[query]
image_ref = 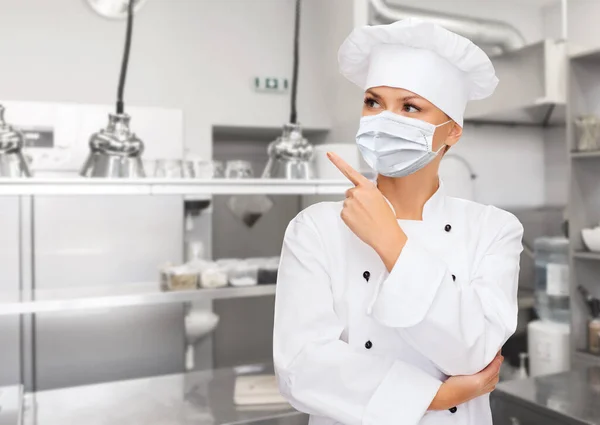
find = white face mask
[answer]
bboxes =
[355,110,451,178]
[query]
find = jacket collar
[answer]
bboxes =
[379,178,446,223]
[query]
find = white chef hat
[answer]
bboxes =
[338,18,498,127]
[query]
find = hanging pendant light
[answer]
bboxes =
[0,104,32,178]
[80,0,145,178]
[262,0,314,180]
[86,0,148,20]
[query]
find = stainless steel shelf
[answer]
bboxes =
[574,350,600,367]
[0,178,351,196]
[0,283,276,316]
[572,251,600,261]
[571,150,600,159]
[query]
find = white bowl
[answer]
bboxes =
[582,227,600,252]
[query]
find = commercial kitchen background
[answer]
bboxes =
[1,0,600,424]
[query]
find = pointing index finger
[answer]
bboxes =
[327,152,370,187]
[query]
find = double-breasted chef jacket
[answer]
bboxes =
[273,180,524,425]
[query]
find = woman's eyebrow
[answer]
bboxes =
[401,95,421,102]
[364,89,382,99]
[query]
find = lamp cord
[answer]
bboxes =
[116,0,134,114]
[289,0,301,124]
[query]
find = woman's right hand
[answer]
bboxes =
[428,353,504,411]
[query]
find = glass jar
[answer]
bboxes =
[534,237,570,323]
[575,115,600,152]
[225,160,253,179]
[229,261,258,287]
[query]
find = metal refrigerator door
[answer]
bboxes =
[32,195,185,390]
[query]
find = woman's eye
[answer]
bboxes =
[403,103,420,113]
[364,98,381,109]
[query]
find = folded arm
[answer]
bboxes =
[368,212,524,376]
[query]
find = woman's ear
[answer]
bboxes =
[445,122,463,147]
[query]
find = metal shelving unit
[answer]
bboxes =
[0,283,277,316]
[567,47,600,368]
[0,178,351,196]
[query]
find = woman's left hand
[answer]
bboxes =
[327,152,407,270]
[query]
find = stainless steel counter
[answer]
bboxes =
[22,364,305,425]
[494,367,600,425]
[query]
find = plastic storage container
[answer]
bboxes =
[534,237,570,323]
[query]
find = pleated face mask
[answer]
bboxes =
[356,110,450,178]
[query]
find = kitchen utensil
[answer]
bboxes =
[80,113,145,178]
[262,123,314,179]
[143,159,156,177]
[575,115,600,151]
[155,159,183,178]
[225,160,253,178]
[0,105,32,178]
[212,160,224,178]
[582,226,600,252]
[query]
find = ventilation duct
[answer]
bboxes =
[369,0,526,53]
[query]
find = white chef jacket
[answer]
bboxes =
[273,181,524,425]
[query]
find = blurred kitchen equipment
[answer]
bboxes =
[86,0,149,19]
[234,375,288,406]
[534,236,570,324]
[183,156,214,179]
[80,0,145,178]
[184,309,220,371]
[527,320,570,377]
[226,161,273,226]
[257,257,279,284]
[163,264,198,291]
[225,160,253,179]
[262,0,315,180]
[227,195,273,227]
[200,265,228,289]
[143,159,156,177]
[313,143,360,180]
[516,352,529,379]
[262,123,314,179]
[212,160,224,178]
[80,113,145,177]
[229,261,258,287]
[582,224,600,252]
[575,115,600,152]
[155,159,183,178]
[0,104,32,177]
[577,285,600,318]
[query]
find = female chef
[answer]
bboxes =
[273,18,523,425]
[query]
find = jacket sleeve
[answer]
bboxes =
[367,211,524,376]
[273,214,443,425]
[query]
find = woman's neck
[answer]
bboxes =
[376,171,440,221]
